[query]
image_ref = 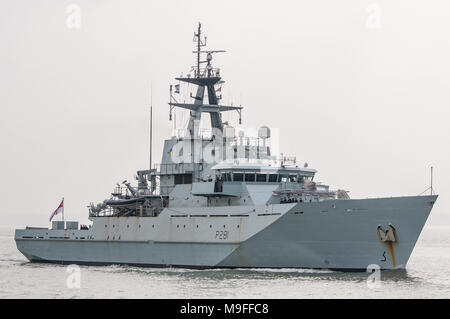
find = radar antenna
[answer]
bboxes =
[192,23,226,78]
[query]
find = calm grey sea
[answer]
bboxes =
[1,225,450,299]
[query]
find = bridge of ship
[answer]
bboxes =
[190,162,321,198]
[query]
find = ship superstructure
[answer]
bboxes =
[15,24,437,270]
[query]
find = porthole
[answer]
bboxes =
[177,225,179,228]
[112,225,115,228]
[139,225,141,228]
[152,225,154,228]
[196,225,199,228]
[209,225,212,228]
[237,225,240,228]
[223,225,226,228]
[105,225,107,228]
[127,225,129,228]
[112,236,115,240]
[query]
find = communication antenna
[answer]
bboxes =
[169,85,173,121]
[431,166,434,195]
[149,86,153,172]
[192,22,225,78]
[194,22,206,77]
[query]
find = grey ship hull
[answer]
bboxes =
[15,195,436,270]
[14,25,438,272]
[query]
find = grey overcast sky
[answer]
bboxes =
[0,0,449,227]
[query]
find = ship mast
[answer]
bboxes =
[195,23,203,78]
[149,102,152,172]
[166,23,244,182]
[169,22,242,134]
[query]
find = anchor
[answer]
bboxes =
[377,224,397,268]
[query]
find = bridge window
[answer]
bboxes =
[245,173,255,182]
[233,173,244,181]
[256,174,267,182]
[175,174,193,184]
[221,171,305,183]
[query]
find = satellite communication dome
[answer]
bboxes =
[224,125,235,139]
[258,126,271,139]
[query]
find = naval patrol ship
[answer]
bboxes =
[15,24,438,270]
